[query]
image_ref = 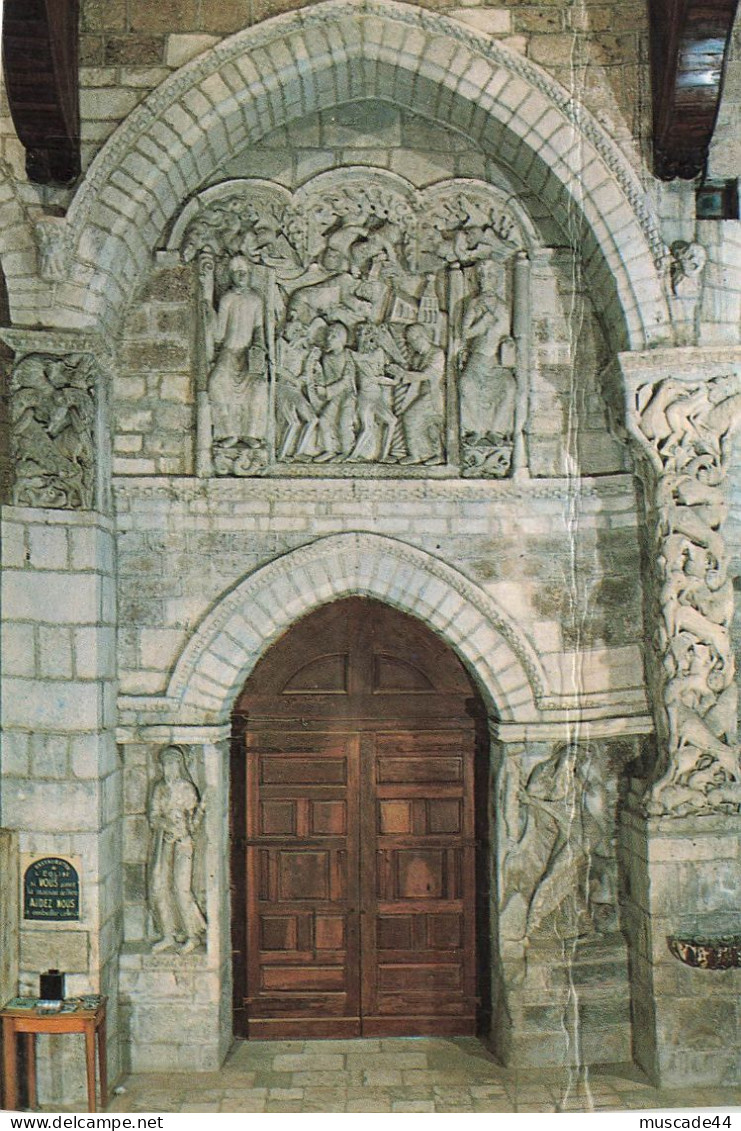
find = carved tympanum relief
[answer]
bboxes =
[175,172,533,477]
[10,353,96,509]
[629,371,741,816]
[500,743,620,958]
[147,745,207,955]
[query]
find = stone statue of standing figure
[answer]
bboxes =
[199,252,268,467]
[148,745,207,955]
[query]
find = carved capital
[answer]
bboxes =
[9,350,101,510]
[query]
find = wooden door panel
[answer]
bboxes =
[361,731,477,1035]
[244,732,360,1037]
[236,599,484,1040]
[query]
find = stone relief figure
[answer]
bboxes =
[11,353,96,509]
[275,315,321,459]
[668,240,707,345]
[500,744,619,966]
[199,252,269,475]
[34,217,70,282]
[631,372,741,816]
[669,240,707,298]
[308,322,358,462]
[180,174,531,476]
[347,323,399,462]
[387,323,445,465]
[147,745,207,955]
[458,260,517,477]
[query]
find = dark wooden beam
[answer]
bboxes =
[2,0,81,185]
[650,0,739,180]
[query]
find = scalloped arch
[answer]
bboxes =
[167,532,546,723]
[27,0,668,351]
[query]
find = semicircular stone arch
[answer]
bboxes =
[44,0,668,353]
[167,532,546,724]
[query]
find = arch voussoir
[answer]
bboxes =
[168,533,546,723]
[49,0,668,350]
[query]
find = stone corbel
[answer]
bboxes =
[620,347,741,817]
[33,216,72,283]
[0,329,112,512]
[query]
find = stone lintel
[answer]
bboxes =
[0,328,112,360]
[495,715,654,745]
[116,724,231,744]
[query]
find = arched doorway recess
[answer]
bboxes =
[230,597,491,1039]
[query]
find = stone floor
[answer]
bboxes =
[105,1039,741,1113]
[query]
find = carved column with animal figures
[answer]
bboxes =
[622,349,741,817]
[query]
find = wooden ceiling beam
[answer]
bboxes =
[650,0,739,180]
[2,0,81,185]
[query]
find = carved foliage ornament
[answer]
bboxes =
[177,173,532,479]
[10,352,97,509]
[631,370,741,816]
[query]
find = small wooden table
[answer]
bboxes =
[1,998,107,1112]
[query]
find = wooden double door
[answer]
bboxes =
[231,598,484,1039]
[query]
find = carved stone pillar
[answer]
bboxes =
[0,329,120,1101]
[118,729,231,1072]
[492,726,635,1068]
[620,346,741,1087]
[621,347,741,817]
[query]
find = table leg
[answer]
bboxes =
[2,1020,18,1111]
[25,1034,37,1109]
[84,1023,97,1112]
[97,1018,107,1109]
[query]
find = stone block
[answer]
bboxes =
[656,997,736,1051]
[80,87,143,121]
[2,623,36,677]
[1,521,26,568]
[450,8,512,34]
[28,526,69,571]
[2,779,100,833]
[2,677,101,731]
[38,626,74,679]
[0,831,19,1003]
[119,67,171,88]
[320,103,402,147]
[20,930,90,973]
[2,571,99,625]
[272,1054,345,1072]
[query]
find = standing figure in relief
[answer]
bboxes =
[309,322,358,461]
[275,315,320,459]
[148,745,207,955]
[348,324,399,462]
[459,260,516,440]
[199,253,268,450]
[388,323,445,464]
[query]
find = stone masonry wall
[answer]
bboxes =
[113,475,647,716]
[0,1,649,198]
[620,808,741,1087]
[0,508,123,1100]
[73,0,649,172]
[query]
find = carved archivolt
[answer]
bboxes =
[10,352,97,509]
[173,172,534,479]
[629,370,741,816]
